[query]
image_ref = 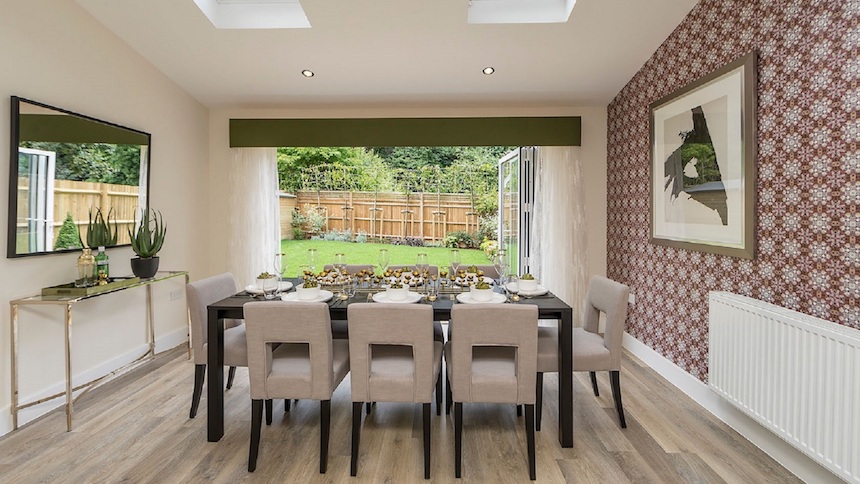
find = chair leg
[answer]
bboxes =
[590,371,599,396]
[445,375,452,415]
[248,399,263,472]
[366,402,372,414]
[320,400,331,473]
[189,364,205,418]
[454,402,463,478]
[535,372,544,432]
[610,370,627,428]
[423,402,431,479]
[435,374,443,416]
[351,402,362,476]
[516,405,522,417]
[265,399,273,425]
[226,366,237,390]
[284,399,291,412]
[525,404,536,480]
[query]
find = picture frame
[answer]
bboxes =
[649,52,757,259]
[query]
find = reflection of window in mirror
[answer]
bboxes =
[8,97,150,258]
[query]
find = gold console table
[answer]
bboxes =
[9,270,189,432]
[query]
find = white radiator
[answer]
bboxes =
[709,292,860,483]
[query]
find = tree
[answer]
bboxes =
[54,212,82,250]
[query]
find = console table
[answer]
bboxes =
[9,270,189,431]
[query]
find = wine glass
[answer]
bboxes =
[307,248,318,274]
[345,276,357,299]
[378,249,390,275]
[273,252,287,296]
[416,253,429,290]
[493,253,503,285]
[449,249,461,275]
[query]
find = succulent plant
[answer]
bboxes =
[257,272,275,279]
[390,281,404,289]
[521,273,535,280]
[475,280,491,290]
[128,209,166,258]
[86,207,118,248]
[467,265,479,273]
[302,279,319,288]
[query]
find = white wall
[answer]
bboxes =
[207,106,607,281]
[0,0,210,435]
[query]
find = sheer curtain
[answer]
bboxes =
[530,146,588,310]
[227,148,280,287]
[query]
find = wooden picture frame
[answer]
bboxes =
[649,52,757,259]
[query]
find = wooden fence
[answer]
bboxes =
[290,191,484,241]
[16,178,140,249]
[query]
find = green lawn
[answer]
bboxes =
[280,239,488,276]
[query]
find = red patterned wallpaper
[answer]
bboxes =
[607,0,859,381]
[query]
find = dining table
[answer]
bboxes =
[205,279,575,448]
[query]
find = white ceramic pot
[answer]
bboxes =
[470,287,494,302]
[519,278,538,292]
[297,285,320,300]
[387,286,409,301]
[256,277,276,293]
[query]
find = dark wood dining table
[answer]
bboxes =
[206,281,575,447]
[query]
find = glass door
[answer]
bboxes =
[17,148,56,253]
[498,147,535,275]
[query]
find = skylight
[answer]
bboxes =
[467,0,576,24]
[194,0,310,29]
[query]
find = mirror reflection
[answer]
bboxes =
[8,96,150,257]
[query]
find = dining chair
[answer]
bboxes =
[322,264,374,339]
[244,301,350,474]
[186,272,247,419]
[347,303,443,479]
[535,275,630,430]
[445,304,538,480]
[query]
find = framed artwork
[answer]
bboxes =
[650,52,757,259]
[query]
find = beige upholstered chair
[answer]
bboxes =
[445,304,538,480]
[244,301,349,473]
[536,275,630,430]
[186,272,247,418]
[347,303,443,479]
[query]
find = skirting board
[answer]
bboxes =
[622,332,843,484]
[0,328,189,438]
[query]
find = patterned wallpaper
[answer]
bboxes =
[607,0,859,381]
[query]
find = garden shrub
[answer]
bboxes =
[477,215,498,241]
[480,239,498,259]
[391,237,425,247]
[444,230,479,249]
[355,230,368,244]
[54,213,82,250]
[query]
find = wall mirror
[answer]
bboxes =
[7,96,150,258]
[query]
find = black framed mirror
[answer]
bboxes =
[7,96,151,258]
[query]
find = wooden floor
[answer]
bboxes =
[0,345,800,483]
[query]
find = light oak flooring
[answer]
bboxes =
[0,345,800,483]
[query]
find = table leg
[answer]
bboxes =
[558,309,573,447]
[185,274,192,360]
[207,307,225,442]
[146,285,156,359]
[64,304,73,432]
[11,304,19,430]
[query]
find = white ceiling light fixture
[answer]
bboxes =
[301,69,314,78]
[482,67,495,75]
[468,0,576,24]
[194,0,310,29]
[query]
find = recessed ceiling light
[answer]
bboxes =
[482,67,495,75]
[301,69,314,78]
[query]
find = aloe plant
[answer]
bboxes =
[86,207,118,248]
[129,209,166,258]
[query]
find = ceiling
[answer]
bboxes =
[75,0,698,109]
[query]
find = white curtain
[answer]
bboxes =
[227,148,280,287]
[530,146,587,310]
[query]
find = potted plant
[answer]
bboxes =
[296,278,320,300]
[386,281,408,301]
[470,280,494,302]
[86,207,118,248]
[128,209,166,278]
[519,273,538,292]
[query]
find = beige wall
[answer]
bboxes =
[0,0,209,435]
[208,105,607,280]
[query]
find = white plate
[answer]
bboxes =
[456,292,507,304]
[372,292,423,304]
[507,284,548,297]
[245,281,293,295]
[280,289,333,303]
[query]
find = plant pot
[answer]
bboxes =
[296,285,320,300]
[470,287,494,302]
[130,256,159,278]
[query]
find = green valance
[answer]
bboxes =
[229,117,581,147]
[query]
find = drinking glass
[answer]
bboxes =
[507,275,520,302]
[333,252,347,277]
[449,249,461,274]
[378,249,390,275]
[345,277,357,299]
[426,279,438,302]
[273,252,287,296]
[416,252,429,289]
[493,253,503,284]
[307,248,318,274]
